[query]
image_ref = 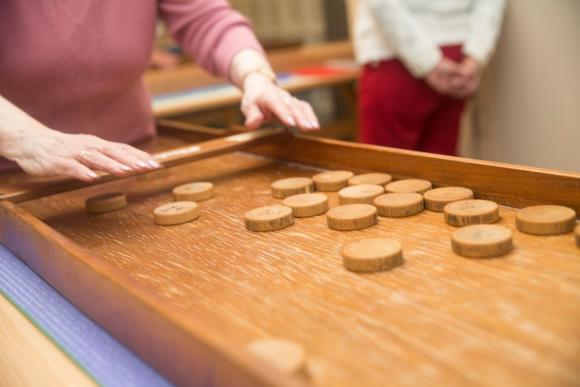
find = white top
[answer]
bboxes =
[353,0,506,77]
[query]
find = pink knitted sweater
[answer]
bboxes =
[0,0,262,171]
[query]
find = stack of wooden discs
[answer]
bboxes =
[85,192,127,214]
[374,193,424,217]
[271,177,314,199]
[515,205,576,235]
[244,205,294,232]
[312,171,354,192]
[444,199,499,226]
[282,193,329,218]
[451,224,513,258]
[246,338,306,375]
[341,238,403,273]
[423,187,474,211]
[348,173,392,186]
[327,204,377,231]
[338,184,384,205]
[385,179,432,194]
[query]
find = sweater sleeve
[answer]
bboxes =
[367,0,442,78]
[463,0,506,66]
[159,0,264,78]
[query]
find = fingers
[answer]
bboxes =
[285,99,311,130]
[243,104,265,130]
[77,149,134,176]
[100,142,159,171]
[242,84,320,131]
[264,93,297,128]
[53,158,99,182]
[264,93,319,131]
[295,99,320,130]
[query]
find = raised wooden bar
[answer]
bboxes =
[0,121,578,387]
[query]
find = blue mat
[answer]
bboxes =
[0,244,172,387]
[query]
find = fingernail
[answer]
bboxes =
[87,171,99,179]
[286,116,296,127]
[137,161,149,169]
[311,121,320,129]
[148,160,161,168]
[121,165,132,172]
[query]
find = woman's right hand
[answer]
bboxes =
[1,125,160,182]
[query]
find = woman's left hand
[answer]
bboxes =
[240,72,320,131]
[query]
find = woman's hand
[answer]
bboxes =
[1,124,160,182]
[425,56,482,99]
[425,58,463,96]
[454,57,481,98]
[240,72,320,131]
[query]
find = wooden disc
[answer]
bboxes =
[341,238,403,273]
[85,192,127,214]
[423,187,474,211]
[244,205,294,232]
[515,205,576,235]
[575,224,580,248]
[338,184,384,205]
[385,179,432,194]
[312,170,354,192]
[271,177,314,199]
[173,182,214,202]
[282,193,329,218]
[154,201,200,226]
[327,204,377,231]
[374,193,424,217]
[246,338,306,374]
[451,225,513,258]
[444,199,499,227]
[348,173,392,187]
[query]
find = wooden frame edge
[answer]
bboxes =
[0,201,302,387]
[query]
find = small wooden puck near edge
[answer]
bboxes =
[271,177,314,199]
[154,201,200,226]
[85,192,127,214]
[338,184,384,205]
[374,193,424,217]
[173,182,214,202]
[312,170,354,192]
[327,204,377,231]
[423,187,474,211]
[385,179,432,194]
[246,338,306,375]
[244,205,294,232]
[342,238,403,273]
[444,199,499,227]
[515,205,576,235]
[348,173,392,186]
[282,193,329,218]
[451,224,513,258]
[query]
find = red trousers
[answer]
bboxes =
[358,45,466,155]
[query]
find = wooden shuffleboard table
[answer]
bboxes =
[1,121,579,387]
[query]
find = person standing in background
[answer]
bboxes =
[353,0,505,155]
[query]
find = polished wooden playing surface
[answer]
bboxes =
[1,124,579,386]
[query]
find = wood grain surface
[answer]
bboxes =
[8,150,579,387]
[0,294,95,387]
